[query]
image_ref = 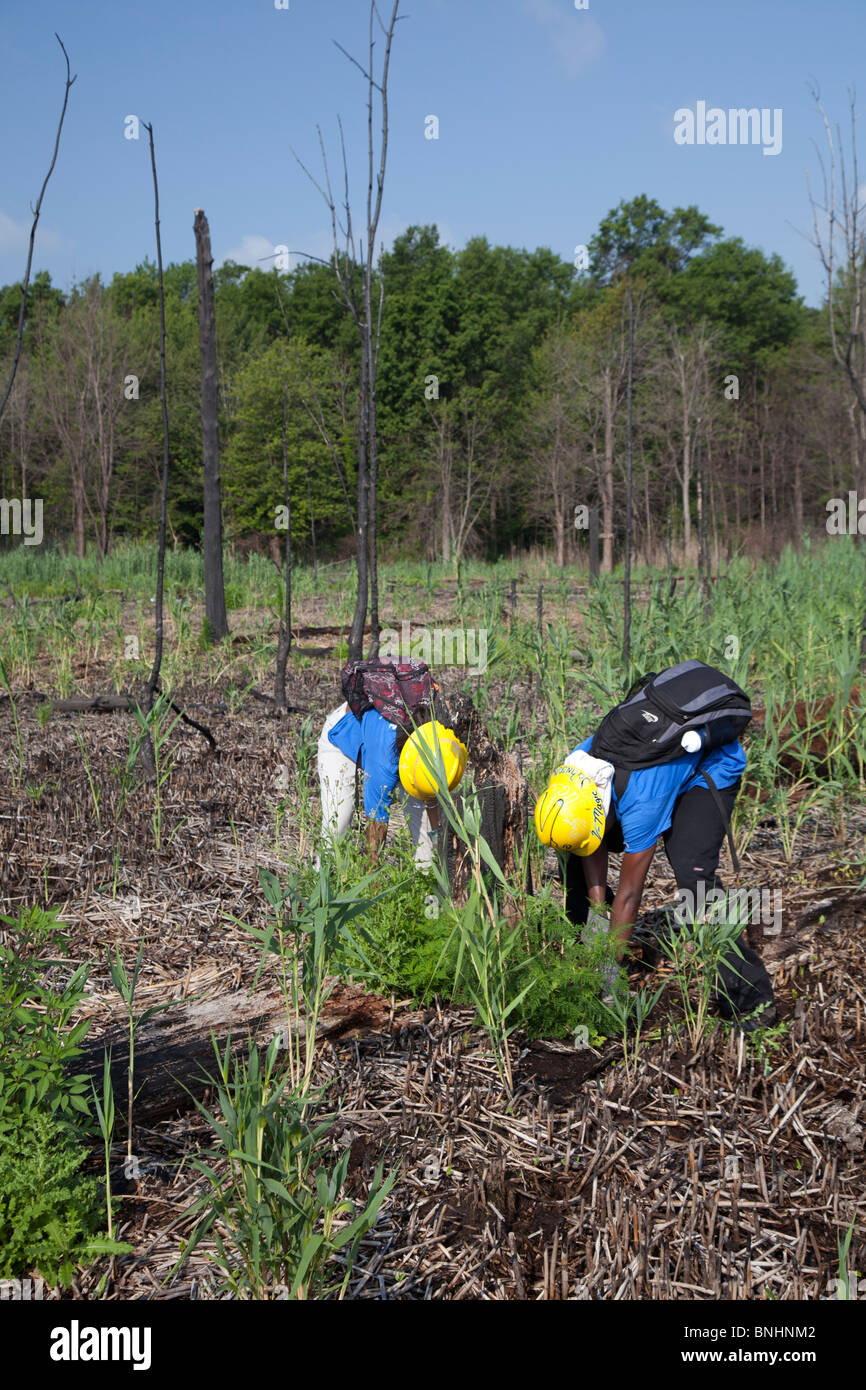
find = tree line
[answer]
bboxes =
[0,194,861,570]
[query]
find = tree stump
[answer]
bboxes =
[443,692,532,905]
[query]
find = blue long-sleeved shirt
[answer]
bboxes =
[570,734,746,854]
[327,707,400,822]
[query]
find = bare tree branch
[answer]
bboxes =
[293,2,402,660]
[0,35,76,423]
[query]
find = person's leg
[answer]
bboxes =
[317,706,357,847]
[662,781,739,917]
[663,781,775,1022]
[398,787,439,869]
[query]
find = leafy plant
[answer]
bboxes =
[603,982,664,1075]
[656,895,750,1049]
[0,905,92,1123]
[0,1106,131,1288]
[106,939,175,1165]
[177,1034,395,1299]
[248,860,397,1101]
[90,1049,118,1239]
[129,693,182,849]
[72,728,101,826]
[835,1215,860,1300]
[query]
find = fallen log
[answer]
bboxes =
[36,688,218,753]
[77,980,422,1124]
[42,694,134,713]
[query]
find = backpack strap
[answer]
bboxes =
[611,759,739,873]
[613,765,631,803]
[699,766,740,875]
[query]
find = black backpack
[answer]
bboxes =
[589,660,752,869]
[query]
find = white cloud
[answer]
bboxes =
[524,0,604,79]
[0,210,27,255]
[218,233,285,271]
[0,209,62,257]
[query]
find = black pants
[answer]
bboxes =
[564,780,775,1020]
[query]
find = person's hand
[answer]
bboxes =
[581,900,611,947]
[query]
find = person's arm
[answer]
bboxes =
[581,841,609,903]
[361,712,399,865]
[609,846,655,959]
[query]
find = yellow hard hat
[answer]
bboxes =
[534,763,606,854]
[399,721,467,800]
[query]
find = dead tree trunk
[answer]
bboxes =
[194,208,229,645]
[444,693,532,904]
[622,277,634,668]
[274,385,292,714]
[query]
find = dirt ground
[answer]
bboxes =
[1,656,864,1300]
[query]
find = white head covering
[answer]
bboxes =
[560,748,615,817]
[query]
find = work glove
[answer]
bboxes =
[581,899,612,948]
[582,901,626,1003]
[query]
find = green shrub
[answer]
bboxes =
[0,906,93,1123]
[515,894,617,1041]
[0,1107,108,1287]
[0,907,131,1287]
[331,850,457,999]
[328,839,611,1040]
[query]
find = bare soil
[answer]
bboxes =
[1,654,864,1300]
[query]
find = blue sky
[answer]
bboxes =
[1,0,863,307]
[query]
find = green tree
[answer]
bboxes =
[589,195,721,288]
[669,238,804,372]
[222,337,352,554]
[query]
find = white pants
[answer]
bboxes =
[317,704,438,867]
